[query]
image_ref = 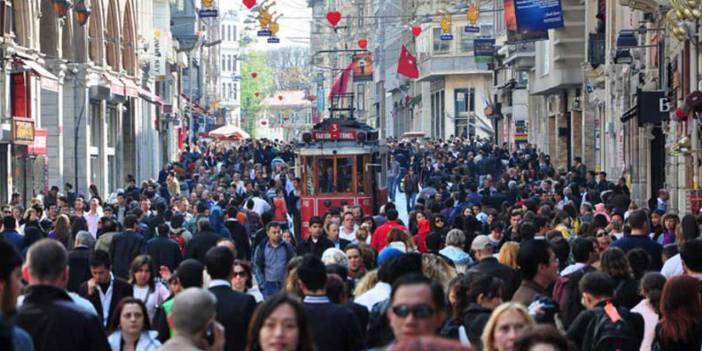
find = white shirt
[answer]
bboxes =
[84,209,102,238]
[209,279,232,288]
[340,225,357,242]
[98,276,115,327]
[133,283,170,323]
[251,197,271,215]
[561,262,587,276]
[355,282,391,311]
[661,254,684,278]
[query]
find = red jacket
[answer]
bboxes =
[414,218,431,253]
[371,220,408,251]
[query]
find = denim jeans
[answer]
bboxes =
[406,192,417,213]
[262,281,283,299]
[388,176,397,201]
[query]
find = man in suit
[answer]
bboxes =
[205,246,257,351]
[298,254,363,351]
[224,207,251,260]
[146,223,183,272]
[67,231,94,292]
[79,249,133,327]
[185,219,221,263]
[109,214,146,279]
[297,216,334,258]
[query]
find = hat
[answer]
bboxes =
[471,235,493,251]
[377,247,404,266]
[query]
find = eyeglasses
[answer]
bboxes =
[391,304,435,319]
[435,219,444,223]
[596,231,608,238]
[233,271,247,278]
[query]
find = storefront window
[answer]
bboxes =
[336,157,353,193]
[107,105,117,148]
[90,103,101,148]
[305,157,314,196]
[356,156,365,195]
[318,158,334,193]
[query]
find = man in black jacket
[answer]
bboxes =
[205,246,257,351]
[297,216,334,258]
[67,231,94,292]
[79,250,133,327]
[109,214,146,279]
[298,254,363,351]
[566,271,644,350]
[468,235,517,300]
[185,219,221,263]
[16,239,109,351]
[224,207,251,260]
[146,223,182,272]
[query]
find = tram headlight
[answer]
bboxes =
[302,132,313,144]
[357,131,367,144]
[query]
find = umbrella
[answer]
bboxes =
[208,125,251,141]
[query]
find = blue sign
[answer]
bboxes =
[267,37,280,44]
[199,9,218,18]
[257,29,272,37]
[474,38,496,56]
[464,26,480,33]
[513,0,564,32]
[440,34,454,41]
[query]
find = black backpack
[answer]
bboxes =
[553,266,593,329]
[585,302,638,351]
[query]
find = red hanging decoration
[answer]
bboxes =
[278,95,284,101]
[242,0,256,9]
[411,26,422,37]
[326,11,342,27]
[254,92,260,97]
[251,72,257,79]
[358,38,368,49]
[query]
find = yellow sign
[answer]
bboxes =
[201,0,213,8]
[12,117,34,145]
[467,3,479,25]
[440,15,452,33]
[270,21,279,36]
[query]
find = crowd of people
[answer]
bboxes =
[1,135,701,351]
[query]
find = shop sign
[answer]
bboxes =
[12,117,34,145]
[28,129,47,154]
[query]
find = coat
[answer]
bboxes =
[15,284,110,351]
[109,230,146,280]
[67,246,92,293]
[209,285,257,351]
[79,276,133,327]
[303,297,364,351]
[146,236,183,272]
[252,240,296,286]
[224,219,251,260]
[108,330,161,351]
[297,236,335,259]
[185,230,221,263]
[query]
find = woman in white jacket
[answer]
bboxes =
[107,298,161,351]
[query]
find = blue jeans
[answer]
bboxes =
[388,176,397,201]
[262,281,283,299]
[406,192,417,213]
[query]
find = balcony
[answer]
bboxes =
[503,42,535,69]
[418,55,491,81]
[588,33,605,67]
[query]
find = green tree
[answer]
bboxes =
[241,51,275,136]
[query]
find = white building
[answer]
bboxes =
[219,8,243,126]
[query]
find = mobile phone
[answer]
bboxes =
[206,322,215,346]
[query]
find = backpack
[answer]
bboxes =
[553,267,592,329]
[586,302,638,351]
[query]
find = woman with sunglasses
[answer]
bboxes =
[430,214,449,242]
[232,260,264,303]
[593,228,611,257]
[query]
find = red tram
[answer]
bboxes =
[296,118,388,239]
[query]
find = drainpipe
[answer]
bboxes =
[73,69,85,195]
[692,25,699,190]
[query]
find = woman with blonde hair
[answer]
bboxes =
[498,242,520,270]
[353,269,379,297]
[421,254,457,291]
[482,303,535,351]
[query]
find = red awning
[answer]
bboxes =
[17,58,59,92]
[103,73,124,96]
[121,78,139,97]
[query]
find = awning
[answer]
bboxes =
[121,78,139,98]
[620,105,637,122]
[208,125,251,141]
[138,86,165,105]
[103,73,125,96]
[17,58,59,92]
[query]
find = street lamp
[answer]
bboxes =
[73,0,91,26]
[51,0,73,18]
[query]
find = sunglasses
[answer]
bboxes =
[435,219,444,223]
[233,271,247,278]
[391,304,435,319]
[596,231,608,238]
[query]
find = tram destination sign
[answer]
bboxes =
[312,130,357,141]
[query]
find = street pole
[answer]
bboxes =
[692,26,699,190]
[188,50,194,148]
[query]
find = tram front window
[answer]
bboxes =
[337,157,353,193]
[318,159,334,193]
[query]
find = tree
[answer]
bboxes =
[241,51,275,136]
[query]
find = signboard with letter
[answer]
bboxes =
[352,53,374,82]
[513,0,564,32]
[474,38,496,56]
[637,90,670,125]
[199,0,217,17]
[267,37,280,44]
[12,117,34,145]
[504,0,549,43]
[152,31,168,81]
[29,129,47,155]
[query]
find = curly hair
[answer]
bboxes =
[600,247,633,279]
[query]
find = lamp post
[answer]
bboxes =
[51,0,73,18]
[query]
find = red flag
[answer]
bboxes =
[329,62,354,99]
[397,45,419,79]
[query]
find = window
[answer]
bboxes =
[232,26,237,41]
[305,112,311,124]
[90,155,99,188]
[221,25,225,41]
[356,156,366,195]
[89,103,101,148]
[336,158,353,192]
[305,157,314,195]
[228,25,232,42]
[432,28,450,55]
[459,30,475,54]
[232,83,237,100]
[228,55,233,71]
[318,158,334,193]
[107,155,115,193]
[106,105,117,148]
[221,56,225,70]
[540,42,550,75]
[356,84,365,111]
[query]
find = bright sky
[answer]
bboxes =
[224,0,312,50]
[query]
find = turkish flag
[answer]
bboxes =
[397,45,419,79]
[329,62,354,100]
